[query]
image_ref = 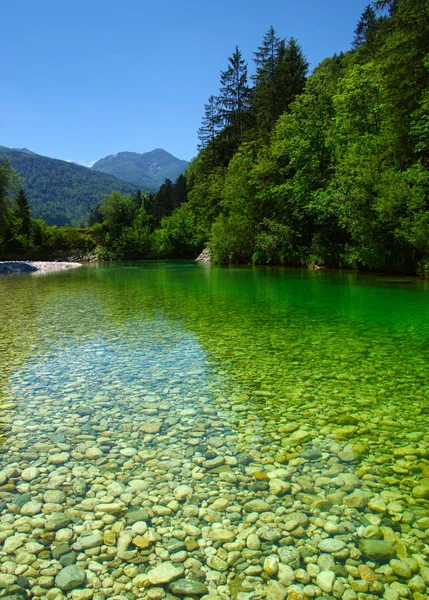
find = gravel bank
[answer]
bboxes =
[0,261,83,275]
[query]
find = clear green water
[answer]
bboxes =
[0,262,428,599]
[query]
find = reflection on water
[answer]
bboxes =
[0,262,428,599]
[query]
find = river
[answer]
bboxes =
[0,261,428,599]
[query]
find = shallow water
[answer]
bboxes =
[0,262,428,600]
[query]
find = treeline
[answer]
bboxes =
[0,161,95,259]
[89,176,197,259]
[134,0,427,275]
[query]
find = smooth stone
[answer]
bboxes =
[52,543,71,559]
[266,581,288,600]
[169,579,208,596]
[44,490,66,504]
[301,448,322,460]
[120,447,138,457]
[72,533,103,551]
[4,536,24,553]
[60,551,78,567]
[278,546,300,569]
[282,429,312,447]
[243,499,270,513]
[408,575,426,593]
[20,501,42,516]
[264,556,279,576]
[55,565,87,591]
[318,539,346,553]
[246,534,261,550]
[208,529,235,543]
[49,453,70,465]
[147,562,184,585]
[344,490,368,508]
[359,540,396,562]
[368,499,387,513]
[45,513,70,531]
[21,467,40,481]
[96,503,123,514]
[85,447,104,459]
[316,570,335,593]
[412,485,429,499]
[206,555,228,571]
[128,479,149,491]
[338,447,360,462]
[390,559,412,578]
[174,485,193,501]
[125,509,149,524]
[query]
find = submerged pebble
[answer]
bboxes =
[0,264,428,600]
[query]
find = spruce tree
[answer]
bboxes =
[15,187,31,237]
[198,95,221,164]
[352,5,379,49]
[172,175,187,209]
[218,46,252,138]
[252,26,282,87]
[252,27,282,134]
[275,38,308,115]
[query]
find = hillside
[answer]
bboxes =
[91,148,188,189]
[0,147,138,226]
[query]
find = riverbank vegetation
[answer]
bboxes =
[91,0,429,275]
[2,0,429,275]
[0,161,95,259]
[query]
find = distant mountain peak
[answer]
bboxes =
[91,148,188,188]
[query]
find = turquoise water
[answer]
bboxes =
[0,262,428,599]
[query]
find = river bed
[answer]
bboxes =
[0,262,428,600]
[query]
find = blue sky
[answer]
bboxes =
[1,0,369,165]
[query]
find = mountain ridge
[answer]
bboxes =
[91,148,188,188]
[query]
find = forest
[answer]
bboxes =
[1,0,429,274]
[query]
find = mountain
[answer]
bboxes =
[91,149,188,189]
[0,147,138,226]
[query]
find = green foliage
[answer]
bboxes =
[154,205,200,258]
[211,214,255,264]
[183,3,429,275]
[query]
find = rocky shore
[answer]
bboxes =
[0,262,83,275]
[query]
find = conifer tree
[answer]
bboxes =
[253,26,282,87]
[252,27,282,134]
[275,38,308,114]
[352,5,379,49]
[252,32,308,135]
[198,96,221,164]
[15,187,31,237]
[172,175,187,209]
[218,46,252,138]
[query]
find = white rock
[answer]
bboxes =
[21,467,40,481]
[316,570,335,593]
[174,484,193,501]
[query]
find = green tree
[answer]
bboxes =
[275,38,308,114]
[0,160,17,248]
[198,96,221,164]
[352,4,379,50]
[14,187,32,237]
[219,46,252,139]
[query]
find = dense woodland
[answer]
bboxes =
[2,0,429,274]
